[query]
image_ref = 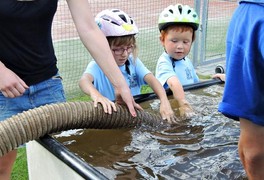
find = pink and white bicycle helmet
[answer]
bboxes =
[95,9,138,37]
[158,4,199,31]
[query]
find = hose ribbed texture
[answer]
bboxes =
[0,101,163,156]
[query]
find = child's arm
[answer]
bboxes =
[144,73,178,124]
[167,76,195,120]
[79,73,117,114]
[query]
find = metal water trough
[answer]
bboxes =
[26,78,223,180]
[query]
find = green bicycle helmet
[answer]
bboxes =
[158,4,199,31]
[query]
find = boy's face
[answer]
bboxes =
[161,28,193,60]
[111,45,133,66]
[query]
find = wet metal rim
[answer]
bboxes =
[37,135,108,180]
[134,78,224,103]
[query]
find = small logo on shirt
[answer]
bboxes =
[185,68,193,80]
[129,73,138,88]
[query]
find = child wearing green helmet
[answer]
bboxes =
[155,4,200,120]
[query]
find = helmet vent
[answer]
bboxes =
[178,5,182,14]
[102,17,110,22]
[119,15,127,23]
[169,9,173,14]
[111,21,119,26]
[102,17,119,26]
[188,10,191,14]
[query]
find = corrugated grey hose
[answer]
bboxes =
[0,101,164,157]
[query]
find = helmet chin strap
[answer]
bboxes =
[125,60,130,75]
[169,54,185,69]
[164,51,185,68]
[171,57,185,61]
[165,50,186,62]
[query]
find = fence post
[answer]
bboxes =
[192,0,201,67]
[199,0,209,66]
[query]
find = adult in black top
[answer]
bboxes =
[0,0,140,179]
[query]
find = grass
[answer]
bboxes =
[11,148,28,180]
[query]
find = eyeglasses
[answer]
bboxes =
[111,46,134,55]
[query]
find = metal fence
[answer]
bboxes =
[53,0,238,99]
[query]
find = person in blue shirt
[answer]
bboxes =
[155,4,199,120]
[79,9,177,124]
[218,1,264,179]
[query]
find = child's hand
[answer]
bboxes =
[212,73,225,82]
[92,95,117,114]
[178,103,195,120]
[160,100,179,124]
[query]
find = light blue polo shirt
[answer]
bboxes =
[84,55,150,101]
[155,52,199,89]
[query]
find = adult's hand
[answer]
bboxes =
[115,86,143,117]
[0,62,28,98]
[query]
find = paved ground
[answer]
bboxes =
[196,61,226,78]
